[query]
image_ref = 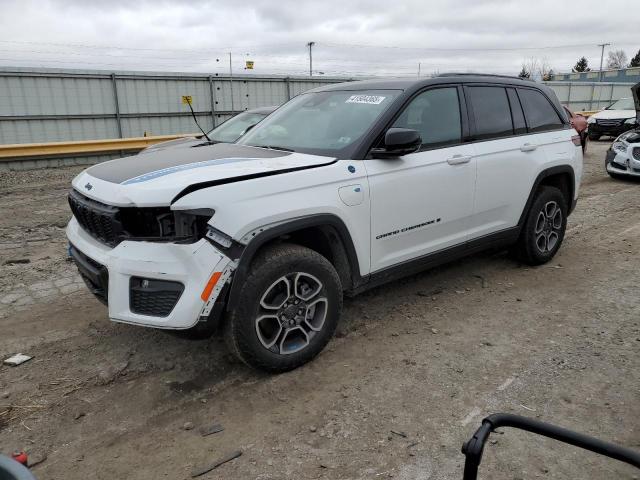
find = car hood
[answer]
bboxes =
[591,109,636,120]
[72,143,336,207]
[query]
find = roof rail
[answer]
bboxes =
[436,72,534,82]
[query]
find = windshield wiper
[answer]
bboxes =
[252,144,295,152]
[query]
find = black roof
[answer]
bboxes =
[312,74,540,93]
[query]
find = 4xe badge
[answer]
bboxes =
[84,182,93,191]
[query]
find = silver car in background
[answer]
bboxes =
[605,82,640,179]
[142,105,277,153]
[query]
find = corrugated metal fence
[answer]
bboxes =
[0,68,636,151]
[544,80,635,111]
[0,67,351,145]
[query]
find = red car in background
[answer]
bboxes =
[564,106,588,152]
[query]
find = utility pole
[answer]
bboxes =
[228,52,234,111]
[598,43,610,82]
[307,41,315,77]
[417,62,421,78]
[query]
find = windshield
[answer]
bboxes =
[237,89,401,156]
[208,112,267,142]
[606,97,635,110]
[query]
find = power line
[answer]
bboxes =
[318,41,635,52]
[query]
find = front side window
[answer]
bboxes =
[392,87,461,148]
[467,86,514,140]
[238,89,401,157]
[517,88,564,133]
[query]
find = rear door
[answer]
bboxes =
[516,87,573,195]
[465,85,542,237]
[366,86,477,272]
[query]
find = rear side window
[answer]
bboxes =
[467,86,514,140]
[517,88,564,132]
[392,87,462,148]
[507,88,527,134]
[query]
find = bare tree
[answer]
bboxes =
[538,58,553,80]
[520,57,554,80]
[521,57,540,79]
[606,50,628,70]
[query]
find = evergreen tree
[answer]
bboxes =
[518,66,530,79]
[630,49,640,68]
[572,57,590,72]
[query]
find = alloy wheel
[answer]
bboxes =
[255,272,328,355]
[534,201,563,253]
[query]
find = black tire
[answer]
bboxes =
[588,133,600,141]
[224,243,342,373]
[514,186,567,266]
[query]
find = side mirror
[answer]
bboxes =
[371,128,422,158]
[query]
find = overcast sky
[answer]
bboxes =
[0,0,638,78]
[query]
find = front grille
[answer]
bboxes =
[596,119,624,127]
[633,148,640,161]
[68,190,123,247]
[130,277,184,317]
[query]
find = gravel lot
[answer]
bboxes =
[0,141,639,480]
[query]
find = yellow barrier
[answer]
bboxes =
[575,110,598,118]
[0,134,196,160]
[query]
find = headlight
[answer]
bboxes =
[624,117,638,125]
[587,116,596,124]
[612,141,626,154]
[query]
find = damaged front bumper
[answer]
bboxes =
[606,143,640,177]
[66,217,233,329]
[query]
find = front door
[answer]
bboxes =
[366,86,476,272]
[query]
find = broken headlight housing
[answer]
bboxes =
[119,207,214,244]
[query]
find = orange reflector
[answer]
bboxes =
[201,272,222,301]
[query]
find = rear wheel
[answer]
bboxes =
[514,186,567,266]
[588,132,600,141]
[224,243,342,373]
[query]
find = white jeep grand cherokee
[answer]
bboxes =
[67,75,583,372]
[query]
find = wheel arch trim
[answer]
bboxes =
[518,165,576,226]
[225,214,363,313]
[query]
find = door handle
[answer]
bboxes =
[520,143,538,152]
[447,154,472,165]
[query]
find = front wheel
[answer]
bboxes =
[224,243,342,373]
[514,186,567,266]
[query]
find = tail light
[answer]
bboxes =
[571,135,582,147]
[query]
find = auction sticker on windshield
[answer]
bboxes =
[346,95,386,105]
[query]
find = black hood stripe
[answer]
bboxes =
[171,159,337,204]
[87,143,289,184]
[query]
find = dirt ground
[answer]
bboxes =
[0,140,639,480]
